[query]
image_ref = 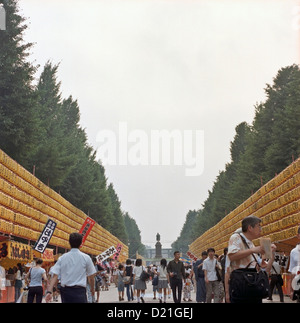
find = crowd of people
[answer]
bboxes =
[113,252,194,303]
[3,215,299,303]
[110,216,299,304]
[194,216,300,303]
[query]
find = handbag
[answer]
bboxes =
[152,275,159,286]
[140,267,150,281]
[123,276,131,284]
[215,260,222,282]
[229,234,270,301]
[277,275,284,287]
[271,265,283,286]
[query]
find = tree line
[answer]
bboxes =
[0,0,145,257]
[173,64,300,255]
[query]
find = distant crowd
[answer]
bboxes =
[3,215,299,303]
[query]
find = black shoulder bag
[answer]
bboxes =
[272,265,283,286]
[140,267,150,281]
[229,234,270,302]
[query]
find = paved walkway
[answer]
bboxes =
[44,280,294,303]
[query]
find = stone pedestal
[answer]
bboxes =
[155,241,162,259]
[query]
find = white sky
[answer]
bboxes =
[19,0,299,248]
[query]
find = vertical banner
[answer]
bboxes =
[34,219,56,253]
[79,217,95,245]
[113,243,123,261]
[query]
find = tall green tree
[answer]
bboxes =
[86,160,114,231]
[0,0,150,245]
[0,0,40,167]
[124,212,145,258]
[262,65,300,176]
[30,61,79,188]
[107,183,128,244]
[171,209,198,255]
[182,64,300,245]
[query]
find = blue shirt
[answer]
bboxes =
[193,259,205,278]
[29,267,45,287]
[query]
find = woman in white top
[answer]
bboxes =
[132,258,147,303]
[14,263,23,302]
[157,258,169,303]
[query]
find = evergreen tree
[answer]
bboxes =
[86,160,114,231]
[124,212,145,257]
[30,61,79,188]
[0,0,145,245]
[171,210,198,255]
[263,65,300,175]
[0,0,40,167]
[107,183,128,244]
[182,64,300,245]
[230,122,251,164]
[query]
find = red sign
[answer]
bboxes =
[187,251,197,261]
[113,243,123,261]
[79,217,95,244]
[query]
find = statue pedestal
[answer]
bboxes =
[155,241,162,259]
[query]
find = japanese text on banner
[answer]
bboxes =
[34,219,56,254]
[79,217,95,244]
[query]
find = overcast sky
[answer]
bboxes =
[19,0,299,248]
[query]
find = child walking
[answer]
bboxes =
[183,273,192,301]
[117,264,125,301]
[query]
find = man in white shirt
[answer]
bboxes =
[228,215,276,303]
[203,248,220,303]
[288,226,300,300]
[46,232,96,303]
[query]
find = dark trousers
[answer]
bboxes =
[230,297,262,304]
[27,286,43,303]
[125,283,133,301]
[196,277,206,302]
[60,286,87,303]
[170,277,183,303]
[269,275,284,302]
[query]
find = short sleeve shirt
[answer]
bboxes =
[51,248,96,288]
[288,244,300,274]
[29,267,45,287]
[228,233,260,271]
[202,258,218,281]
[157,266,168,280]
[133,266,145,279]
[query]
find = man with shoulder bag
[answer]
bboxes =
[227,215,276,303]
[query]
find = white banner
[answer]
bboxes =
[96,246,117,262]
[34,219,56,254]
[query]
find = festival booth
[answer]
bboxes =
[0,148,129,302]
[0,240,32,303]
[0,148,128,265]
